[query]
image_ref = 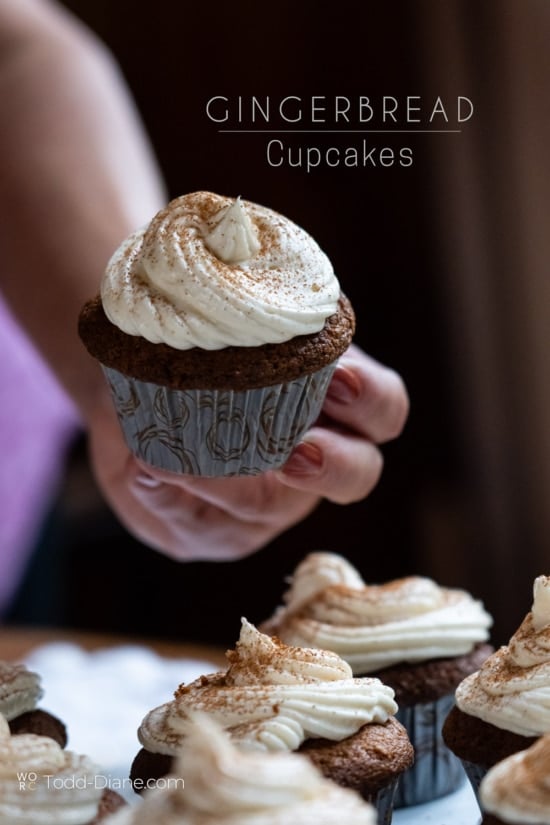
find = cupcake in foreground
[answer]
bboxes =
[443,574,550,806]
[78,191,355,476]
[260,551,493,807]
[0,659,67,746]
[0,713,125,824]
[130,618,413,824]
[108,713,377,825]
[479,733,550,825]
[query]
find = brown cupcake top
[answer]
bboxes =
[441,705,537,767]
[78,293,354,391]
[373,642,494,706]
[299,715,415,793]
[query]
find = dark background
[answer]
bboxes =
[9,0,546,648]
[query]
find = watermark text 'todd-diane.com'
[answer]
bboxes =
[16,771,184,793]
[205,94,474,171]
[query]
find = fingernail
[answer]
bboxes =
[325,367,360,404]
[281,441,323,477]
[136,472,162,489]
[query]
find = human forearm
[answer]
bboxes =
[0,1,410,564]
[0,0,166,417]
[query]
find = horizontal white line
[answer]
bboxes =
[218,129,462,134]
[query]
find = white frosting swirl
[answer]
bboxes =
[456,575,550,737]
[101,191,340,350]
[138,619,396,756]
[108,714,376,825]
[0,662,43,721]
[264,552,492,672]
[480,733,550,824]
[204,196,261,263]
[0,715,102,824]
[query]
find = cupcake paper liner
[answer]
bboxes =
[459,758,489,811]
[367,778,400,825]
[102,363,336,476]
[393,693,466,808]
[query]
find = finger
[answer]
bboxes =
[88,409,286,561]
[322,344,409,443]
[133,461,319,527]
[275,426,384,504]
[129,470,269,561]
[130,462,319,555]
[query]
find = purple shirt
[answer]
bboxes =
[0,295,80,614]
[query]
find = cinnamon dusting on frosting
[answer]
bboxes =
[101,191,340,350]
[224,618,351,685]
[263,552,492,672]
[137,619,397,756]
[456,574,550,736]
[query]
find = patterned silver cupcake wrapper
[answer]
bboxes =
[102,363,337,476]
[367,778,400,825]
[459,758,488,813]
[393,693,466,808]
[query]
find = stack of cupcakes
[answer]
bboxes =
[261,551,494,807]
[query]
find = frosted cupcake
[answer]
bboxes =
[0,713,125,823]
[479,733,550,825]
[130,619,413,824]
[261,551,493,806]
[443,574,550,806]
[0,660,67,746]
[108,713,377,825]
[78,191,355,476]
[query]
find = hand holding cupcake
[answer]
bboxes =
[79,191,355,477]
[78,191,408,562]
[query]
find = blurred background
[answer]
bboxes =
[5,0,550,647]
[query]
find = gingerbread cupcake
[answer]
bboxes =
[78,191,355,476]
[0,659,66,746]
[443,574,550,807]
[0,713,125,824]
[108,713,377,825]
[261,551,493,806]
[130,619,413,824]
